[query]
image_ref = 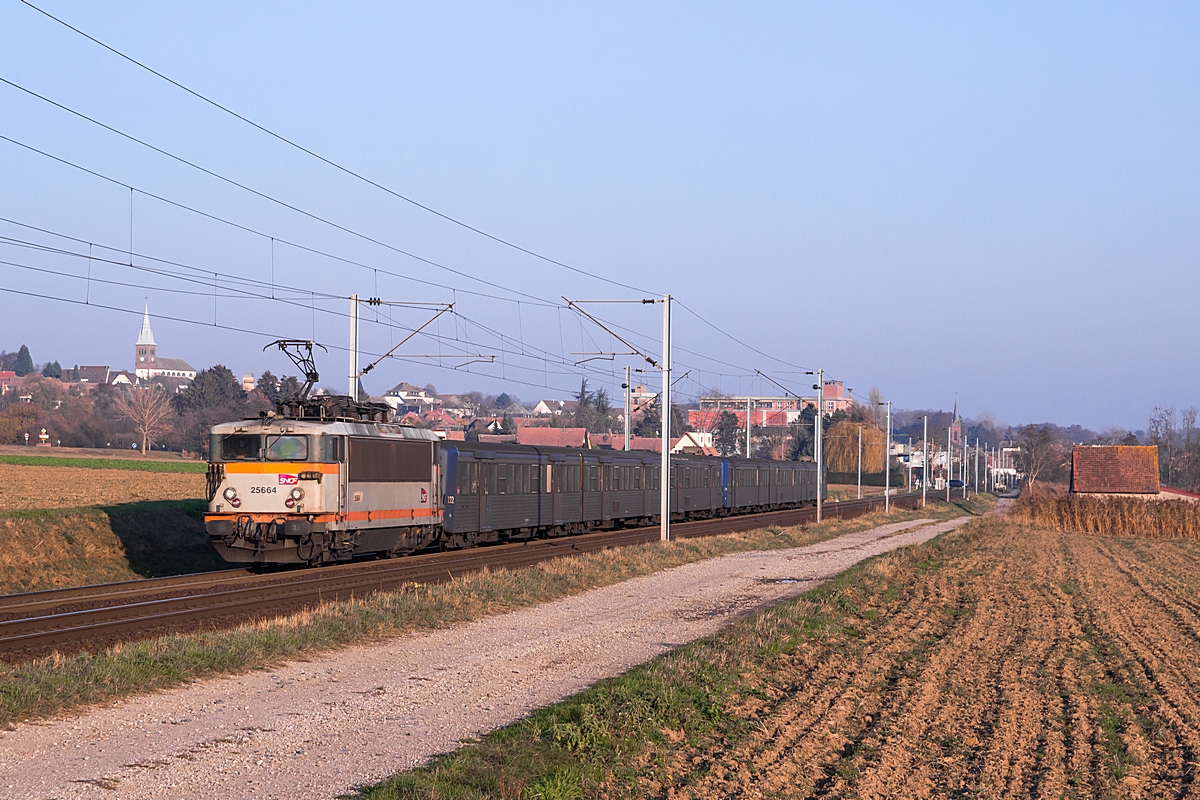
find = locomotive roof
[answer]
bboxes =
[210,418,440,440]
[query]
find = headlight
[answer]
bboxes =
[289,487,304,501]
[223,487,238,501]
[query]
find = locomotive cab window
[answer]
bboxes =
[220,434,260,461]
[267,435,309,461]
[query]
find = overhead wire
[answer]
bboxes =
[1,49,819,377]
[0,80,817,395]
[17,0,659,297]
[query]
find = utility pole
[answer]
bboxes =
[745,396,752,458]
[815,369,824,522]
[624,365,631,451]
[857,425,863,500]
[348,294,359,399]
[962,433,968,499]
[660,294,672,542]
[947,426,952,503]
[884,400,892,512]
[922,415,928,509]
[975,438,980,497]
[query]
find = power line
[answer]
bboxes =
[0,132,558,308]
[18,0,658,297]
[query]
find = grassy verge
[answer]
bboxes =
[0,501,224,594]
[0,504,963,729]
[0,455,205,473]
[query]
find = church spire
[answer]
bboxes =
[137,301,156,346]
[952,394,959,422]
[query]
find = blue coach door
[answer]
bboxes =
[721,461,730,508]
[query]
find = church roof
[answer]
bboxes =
[156,358,195,373]
[137,303,156,346]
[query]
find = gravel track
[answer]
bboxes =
[0,516,962,800]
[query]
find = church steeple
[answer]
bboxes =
[135,301,157,378]
[137,302,156,346]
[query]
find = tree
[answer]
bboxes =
[495,392,513,409]
[634,396,661,437]
[257,370,280,403]
[14,345,33,377]
[174,365,243,413]
[41,361,62,379]
[1014,424,1067,486]
[278,375,302,401]
[114,385,176,454]
[714,410,741,456]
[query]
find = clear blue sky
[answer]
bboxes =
[1,2,1197,430]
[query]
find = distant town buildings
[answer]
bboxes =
[688,380,854,430]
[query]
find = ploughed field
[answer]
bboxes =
[0,463,204,510]
[680,520,1200,798]
[377,515,1200,799]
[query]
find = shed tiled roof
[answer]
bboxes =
[516,427,589,448]
[1071,446,1160,494]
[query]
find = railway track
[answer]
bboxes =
[0,492,931,660]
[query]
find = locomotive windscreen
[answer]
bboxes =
[348,438,432,482]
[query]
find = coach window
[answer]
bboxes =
[497,464,510,495]
[589,466,599,492]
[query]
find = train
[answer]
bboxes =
[204,398,825,565]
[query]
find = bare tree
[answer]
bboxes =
[114,385,175,454]
[1014,424,1066,486]
[868,387,884,428]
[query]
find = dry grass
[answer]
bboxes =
[1012,484,1200,539]
[0,505,960,728]
[0,502,225,594]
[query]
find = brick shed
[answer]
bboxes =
[1070,445,1160,495]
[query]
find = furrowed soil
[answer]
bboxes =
[373,514,1200,799]
[0,464,204,510]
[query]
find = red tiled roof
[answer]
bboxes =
[1071,446,1160,494]
[516,427,589,448]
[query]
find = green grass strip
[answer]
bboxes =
[0,455,205,473]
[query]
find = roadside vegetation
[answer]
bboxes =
[359,512,1200,799]
[0,504,962,729]
[1013,484,1200,539]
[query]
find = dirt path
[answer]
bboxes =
[667,519,1200,799]
[0,516,965,800]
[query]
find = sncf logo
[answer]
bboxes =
[278,475,299,486]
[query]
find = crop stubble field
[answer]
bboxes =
[372,513,1200,799]
[0,463,204,510]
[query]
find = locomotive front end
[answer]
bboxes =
[205,421,339,564]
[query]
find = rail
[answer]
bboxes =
[0,492,934,660]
